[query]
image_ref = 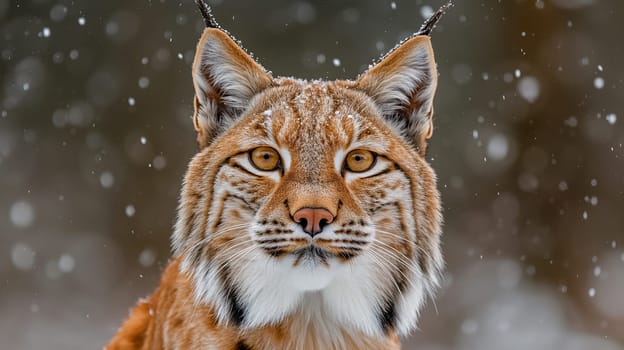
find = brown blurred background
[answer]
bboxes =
[1,0,623,349]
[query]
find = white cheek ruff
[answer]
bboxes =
[185,230,390,337]
[179,148,441,340]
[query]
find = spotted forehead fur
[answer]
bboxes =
[244,79,392,168]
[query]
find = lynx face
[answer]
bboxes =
[173,27,443,337]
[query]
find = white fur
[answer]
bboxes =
[195,39,260,111]
[362,40,437,140]
[185,217,392,337]
[279,147,292,172]
[231,240,387,336]
[333,149,347,174]
[192,32,271,138]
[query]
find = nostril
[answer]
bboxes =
[293,207,335,237]
[298,218,308,230]
[318,218,328,230]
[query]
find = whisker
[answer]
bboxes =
[374,228,413,244]
[210,244,258,280]
[372,238,412,268]
[186,223,251,252]
[371,239,421,288]
[366,249,404,293]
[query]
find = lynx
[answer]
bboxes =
[107,2,450,349]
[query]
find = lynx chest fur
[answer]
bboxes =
[107,3,448,350]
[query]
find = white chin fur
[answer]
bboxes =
[187,242,432,338]
[285,257,338,292]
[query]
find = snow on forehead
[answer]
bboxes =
[257,79,367,148]
[294,83,332,114]
[297,81,358,121]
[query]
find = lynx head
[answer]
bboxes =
[173,2,445,339]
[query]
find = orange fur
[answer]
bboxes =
[108,18,443,350]
[107,259,400,350]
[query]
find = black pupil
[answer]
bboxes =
[354,155,362,162]
[263,153,270,160]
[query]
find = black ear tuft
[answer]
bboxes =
[194,0,219,28]
[416,1,454,36]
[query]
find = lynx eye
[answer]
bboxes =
[249,147,280,171]
[345,149,376,173]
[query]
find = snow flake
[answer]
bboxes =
[564,116,578,127]
[125,204,136,217]
[100,171,114,188]
[138,77,150,89]
[486,134,509,161]
[461,319,479,335]
[11,243,35,270]
[10,200,34,228]
[605,113,617,125]
[593,266,601,277]
[517,76,540,103]
[153,155,167,170]
[139,248,157,267]
[58,254,75,273]
[420,5,434,19]
[50,5,68,22]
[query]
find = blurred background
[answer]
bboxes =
[1,0,623,349]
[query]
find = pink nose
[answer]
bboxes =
[293,207,334,237]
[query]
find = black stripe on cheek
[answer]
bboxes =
[378,297,397,334]
[200,159,232,243]
[361,166,393,179]
[236,341,253,350]
[221,265,246,326]
[231,161,261,178]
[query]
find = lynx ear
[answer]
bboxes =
[355,36,438,154]
[192,28,273,148]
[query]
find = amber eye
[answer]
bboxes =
[345,149,376,173]
[249,147,280,171]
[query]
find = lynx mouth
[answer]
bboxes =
[292,246,330,266]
